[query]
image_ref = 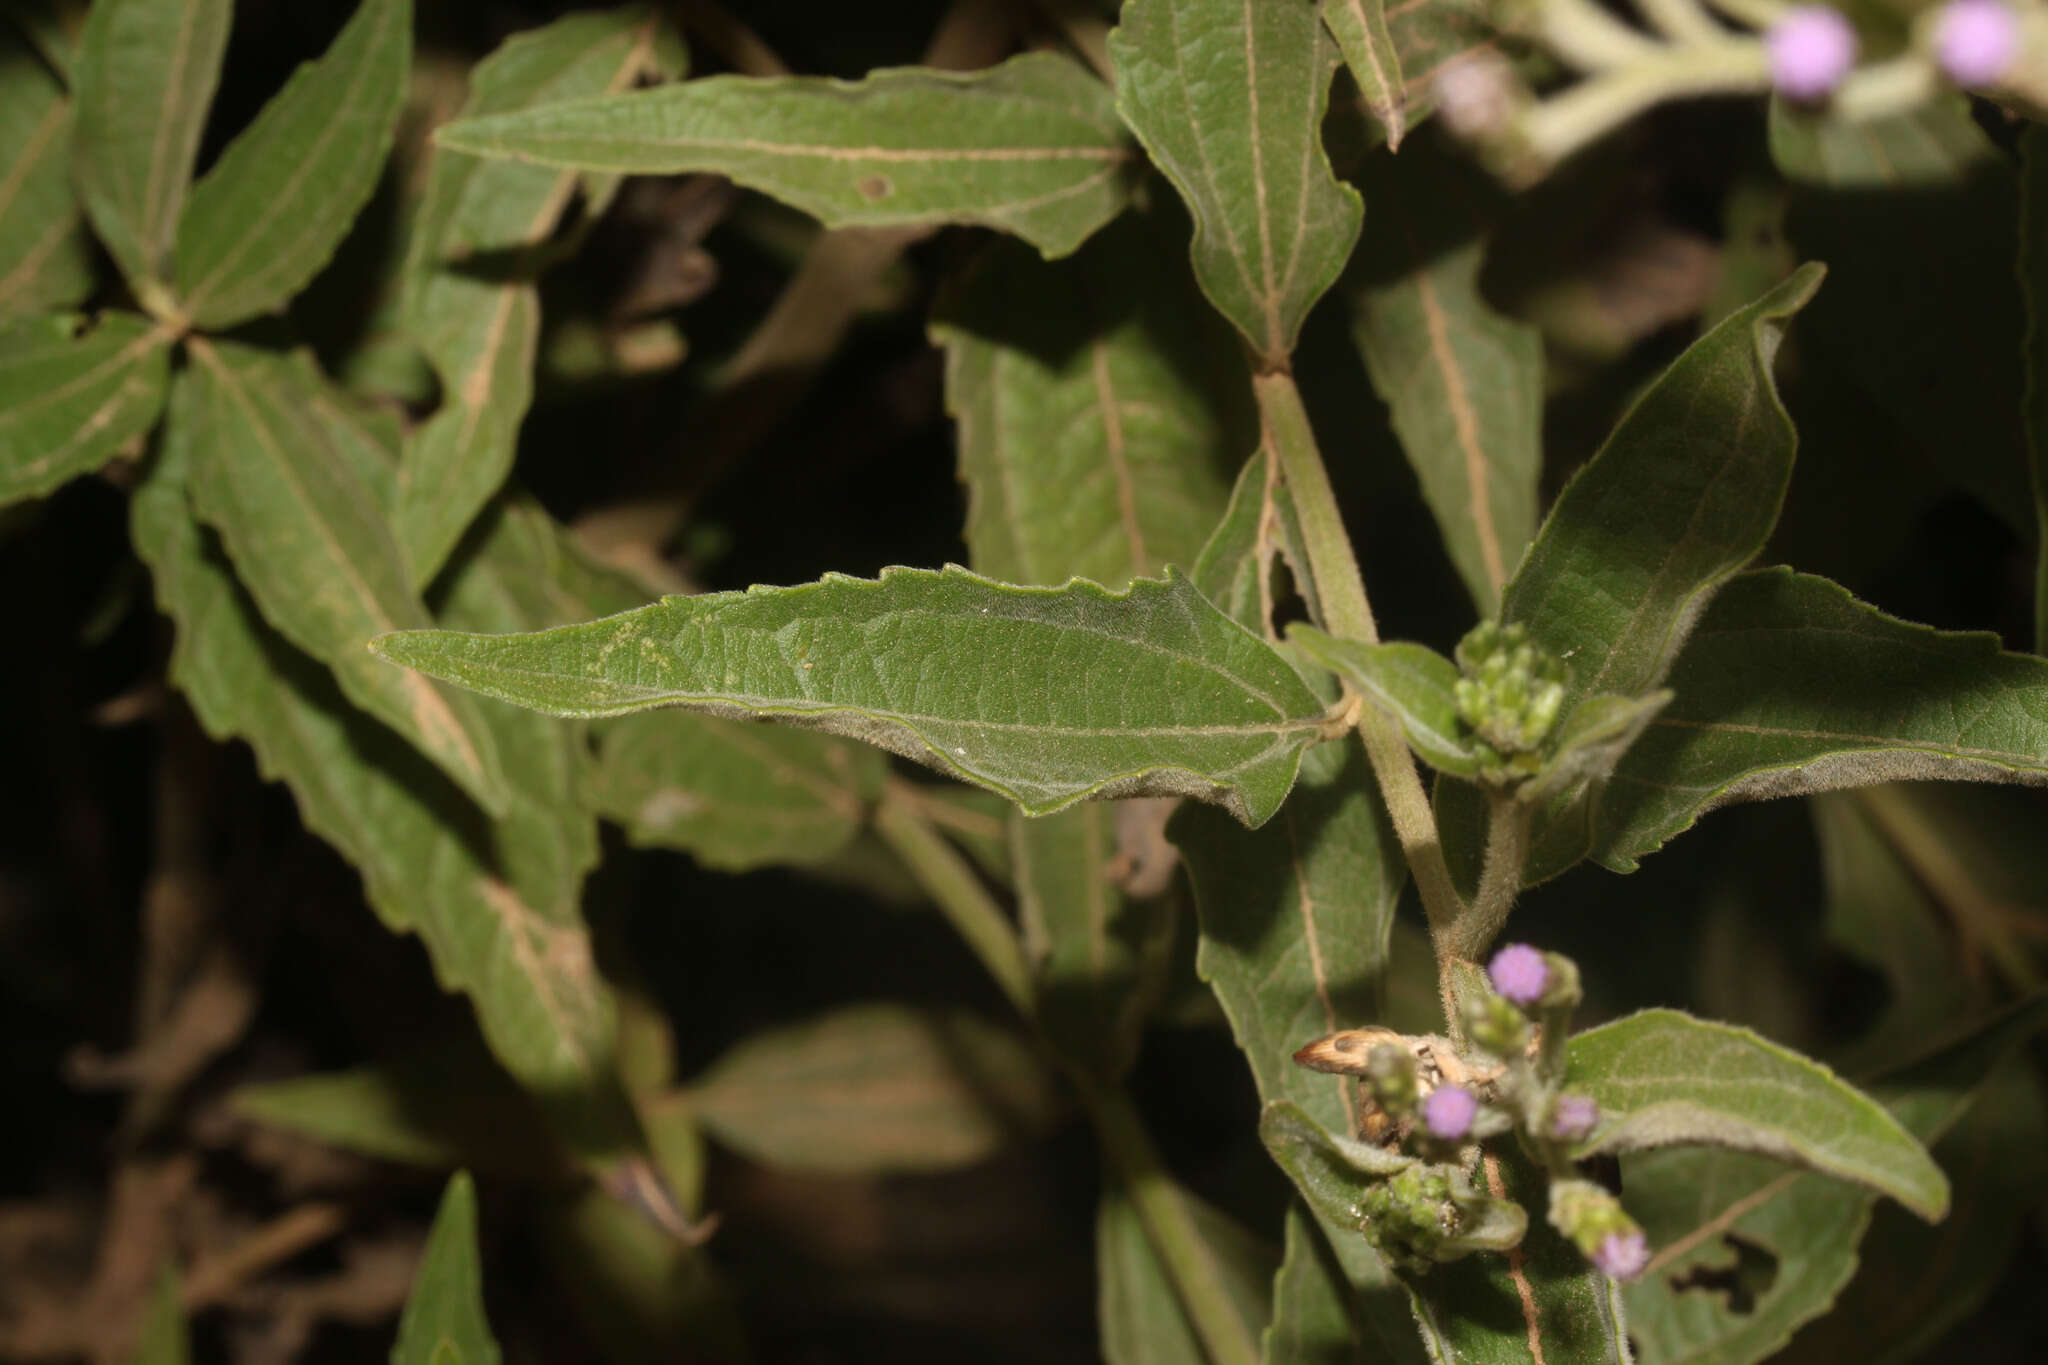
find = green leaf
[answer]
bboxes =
[1565,1009,1948,1220]
[231,1048,571,1180]
[1522,689,1671,804]
[398,9,663,589]
[434,51,1134,259]
[1350,146,1539,614]
[1768,95,1995,188]
[589,711,883,872]
[0,311,170,505]
[0,29,95,318]
[171,0,409,328]
[1109,0,1365,363]
[1098,1182,1278,1365]
[678,1003,1061,1174]
[1170,739,1422,1353]
[1322,0,1409,150]
[932,208,1251,589]
[133,424,621,1124]
[372,566,1332,827]
[2023,125,2048,653]
[69,0,230,296]
[1265,1203,1434,1365]
[1191,446,1326,641]
[1501,265,1822,707]
[1383,0,1495,136]
[393,1173,502,1365]
[182,340,510,815]
[134,1263,188,1365]
[1286,631,1478,777]
[1591,569,2048,874]
[1014,804,1172,1081]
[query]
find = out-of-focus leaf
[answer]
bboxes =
[1171,738,1423,1354]
[0,29,94,318]
[1098,1182,1278,1365]
[398,8,662,588]
[231,1048,570,1180]
[933,209,1251,590]
[1384,0,1495,134]
[1566,1009,1947,1220]
[1014,803,1171,1081]
[1767,95,1994,188]
[676,1003,1061,1174]
[1265,1203,1428,1365]
[372,566,1333,828]
[434,52,1134,259]
[2023,126,2048,652]
[589,711,883,872]
[69,0,230,296]
[133,413,621,1132]
[1109,0,1364,364]
[182,339,509,814]
[171,0,409,328]
[1589,570,2048,875]
[393,1173,501,1365]
[133,1263,187,1365]
[1350,146,1539,614]
[0,311,169,504]
[540,1183,745,1362]
[1322,0,1408,150]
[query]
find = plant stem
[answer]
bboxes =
[1252,372,1469,997]
[1519,41,1770,168]
[873,784,1261,1365]
[1455,792,1530,961]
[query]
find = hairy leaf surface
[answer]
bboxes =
[0,29,94,318]
[374,567,1330,827]
[435,52,1133,258]
[1322,0,1408,150]
[0,311,170,505]
[1109,0,1364,363]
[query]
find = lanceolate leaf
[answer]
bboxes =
[182,341,509,814]
[679,1003,1061,1173]
[135,403,620,1118]
[0,311,170,505]
[1171,739,1422,1352]
[1501,266,1822,708]
[434,52,1134,259]
[393,1173,502,1365]
[933,210,1251,589]
[1192,447,1323,639]
[399,7,662,588]
[589,711,883,872]
[1768,95,1995,188]
[1098,1182,1278,1365]
[69,0,230,295]
[172,0,410,328]
[1323,0,1409,150]
[1287,630,1479,777]
[1350,147,1539,615]
[1590,569,2048,873]
[1109,0,1365,364]
[1565,1009,1948,1220]
[0,29,95,318]
[373,566,1332,827]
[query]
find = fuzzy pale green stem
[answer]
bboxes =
[1635,0,1725,46]
[873,784,1260,1365]
[1455,792,1530,960]
[1252,372,1470,1020]
[1519,41,1771,167]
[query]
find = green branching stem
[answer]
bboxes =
[1456,791,1529,962]
[1252,372,1470,1012]
[873,782,1261,1365]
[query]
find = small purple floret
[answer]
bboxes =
[1936,0,2020,87]
[1593,1230,1651,1281]
[1422,1085,1478,1141]
[1767,6,1859,101]
[1488,943,1550,1005]
[1552,1095,1599,1142]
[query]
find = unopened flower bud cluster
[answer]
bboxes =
[1452,622,1568,788]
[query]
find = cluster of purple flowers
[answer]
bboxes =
[1768,1,2021,102]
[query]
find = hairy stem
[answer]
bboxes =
[1253,372,1469,1007]
[1455,792,1530,961]
[873,784,1260,1365]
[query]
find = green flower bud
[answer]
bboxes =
[1451,622,1570,783]
[1367,1042,1421,1117]
[1464,991,1532,1059]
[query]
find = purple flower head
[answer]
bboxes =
[1592,1230,1651,1281]
[1768,7,1859,101]
[1488,943,1550,1005]
[1421,1084,1478,1141]
[1552,1094,1599,1142]
[1936,0,2020,87]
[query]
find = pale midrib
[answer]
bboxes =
[1413,265,1506,592]
[1335,0,1400,109]
[3,326,171,472]
[0,212,76,309]
[182,6,394,315]
[1090,340,1148,575]
[1645,715,2039,765]
[476,876,596,1076]
[465,131,1131,164]
[138,0,208,275]
[0,98,66,223]
[1239,0,1282,358]
[1154,0,1261,313]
